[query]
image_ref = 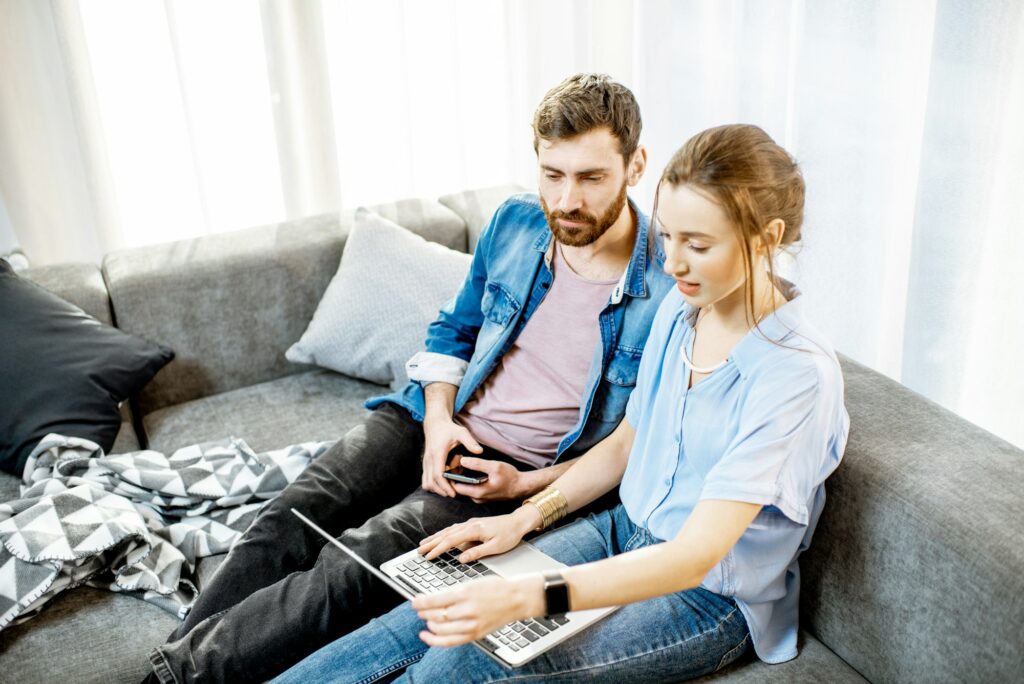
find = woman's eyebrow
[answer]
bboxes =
[655,213,714,239]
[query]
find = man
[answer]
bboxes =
[145,73,673,683]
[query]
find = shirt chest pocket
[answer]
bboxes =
[604,346,642,386]
[591,345,643,423]
[480,282,520,328]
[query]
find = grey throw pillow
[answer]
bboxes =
[286,208,472,390]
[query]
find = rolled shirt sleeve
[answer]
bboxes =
[405,351,470,387]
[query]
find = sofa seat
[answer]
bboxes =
[0,370,389,681]
[0,586,178,683]
[695,631,866,683]
[142,368,385,455]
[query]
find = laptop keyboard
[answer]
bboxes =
[394,549,571,652]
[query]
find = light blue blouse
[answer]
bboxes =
[621,283,849,664]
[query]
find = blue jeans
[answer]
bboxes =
[272,504,751,684]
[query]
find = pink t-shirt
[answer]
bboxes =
[456,244,619,468]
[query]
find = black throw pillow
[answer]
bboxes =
[0,260,173,475]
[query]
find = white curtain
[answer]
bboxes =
[1,0,1022,447]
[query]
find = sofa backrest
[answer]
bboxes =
[801,355,1024,681]
[104,198,466,414]
[440,183,526,253]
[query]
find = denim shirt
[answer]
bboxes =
[366,193,674,462]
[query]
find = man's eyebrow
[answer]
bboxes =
[540,165,610,176]
[655,213,715,239]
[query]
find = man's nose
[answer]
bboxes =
[557,181,583,214]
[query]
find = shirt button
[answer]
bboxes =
[664,477,672,486]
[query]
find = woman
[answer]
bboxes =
[274,124,849,683]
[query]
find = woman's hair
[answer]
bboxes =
[657,124,805,325]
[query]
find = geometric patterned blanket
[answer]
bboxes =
[0,433,332,631]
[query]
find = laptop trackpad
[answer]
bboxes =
[485,543,566,576]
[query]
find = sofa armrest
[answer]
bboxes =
[103,200,466,414]
[20,263,113,326]
[801,353,1024,682]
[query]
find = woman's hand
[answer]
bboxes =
[418,507,540,563]
[413,575,544,647]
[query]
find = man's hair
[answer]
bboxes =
[532,73,642,162]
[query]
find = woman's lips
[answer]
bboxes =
[677,280,700,295]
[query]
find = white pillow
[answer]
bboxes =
[286,208,472,390]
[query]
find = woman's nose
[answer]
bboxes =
[663,243,686,276]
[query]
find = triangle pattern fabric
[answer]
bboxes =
[0,433,333,631]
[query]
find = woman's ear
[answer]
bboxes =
[760,219,785,254]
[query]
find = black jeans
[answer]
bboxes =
[148,403,526,683]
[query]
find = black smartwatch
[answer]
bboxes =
[542,571,570,616]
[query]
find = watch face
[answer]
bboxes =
[543,572,571,616]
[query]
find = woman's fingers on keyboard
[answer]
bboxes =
[425,527,479,559]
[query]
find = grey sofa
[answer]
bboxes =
[1,185,1021,683]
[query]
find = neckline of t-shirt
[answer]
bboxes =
[554,242,622,286]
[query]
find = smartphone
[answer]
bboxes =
[442,446,489,484]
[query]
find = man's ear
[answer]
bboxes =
[626,145,647,187]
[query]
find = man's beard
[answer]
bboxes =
[541,182,628,247]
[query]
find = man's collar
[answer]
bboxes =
[532,196,654,303]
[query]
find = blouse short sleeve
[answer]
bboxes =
[699,358,844,526]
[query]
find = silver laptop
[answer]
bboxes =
[292,508,617,667]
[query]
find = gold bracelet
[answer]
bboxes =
[523,487,569,531]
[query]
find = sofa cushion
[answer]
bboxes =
[0,260,173,475]
[105,200,467,415]
[800,355,1024,682]
[439,184,526,253]
[0,586,178,683]
[694,631,866,682]
[286,209,472,390]
[143,369,383,455]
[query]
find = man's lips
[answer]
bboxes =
[556,217,593,228]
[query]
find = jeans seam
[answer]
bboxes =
[715,630,750,671]
[200,606,232,625]
[148,648,177,684]
[480,605,746,683]
[358,653,424,684]
[622,527,644,552]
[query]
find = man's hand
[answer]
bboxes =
[421,416,483,497]
[448,457,534,502]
